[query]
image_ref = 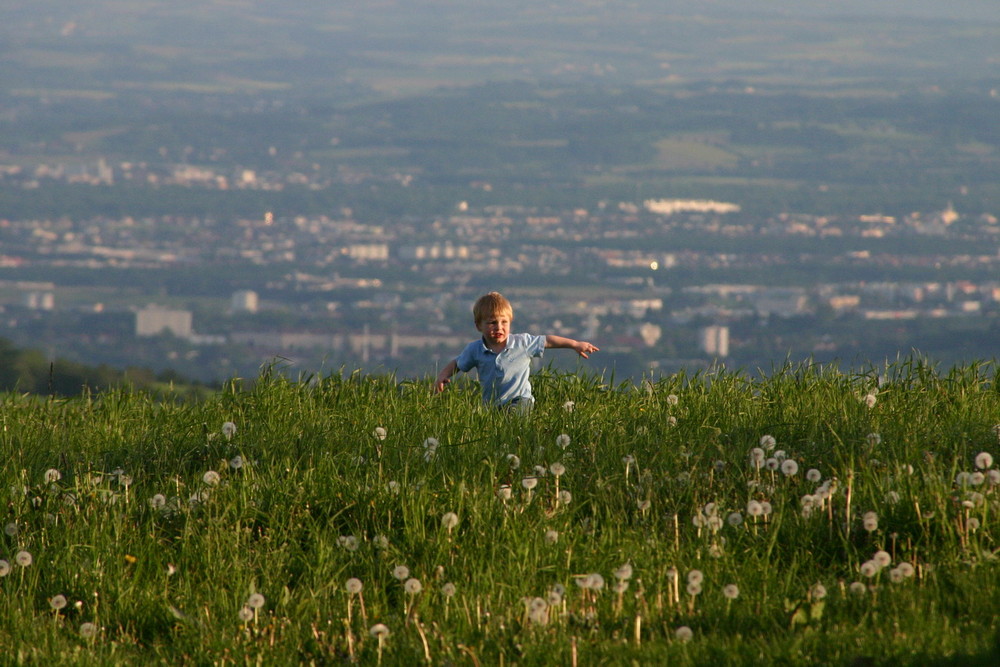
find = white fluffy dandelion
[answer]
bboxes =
[49,594,68,611]
[556,433,571,449]
[749,447,766,467]
[15,551,32,567]
[727,511,743,527]
[614,563,633,581]
[442,582,457,597]
[862,511,879,532]
[675,626,693,642]
[780,459,799,476]
[521,477,538,491]
[667,393,679,405]
[44,468,62,484]
[873,550,892,568]
[723,584,740,600]
[562,401,575,412]
[229,456,244,470]
[506,454,521,469]
[746,500,763,517]
[0,560,10,577]
[246,593,266,610]
[374,426,387,440]
[810,583,827,600]
[392,565,410,581]
[975,451,994,470]
[806,468,822,483]
[79,622,98,639]
[759,435,777,450]
[404,578,423,595]
[558,490,573,504]
[549,462,566,477]
[238,606,254,622]
[441,512,460,531]
[686,569,704,585]
[497,484,513,501]
[221,421,237,439]
[345,578,363,595]
[544,529,559,545]
[202,470,220,485]
[849,581,867,595]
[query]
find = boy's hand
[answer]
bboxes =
[434,376,450,393]
[574,341,599,359]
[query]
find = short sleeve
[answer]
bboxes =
[455,340,480,373]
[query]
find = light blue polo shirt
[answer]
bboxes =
[455,333,546,407]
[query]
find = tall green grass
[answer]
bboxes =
[1,359,998,665]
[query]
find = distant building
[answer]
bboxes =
[700,325,730,357]
[24,291,54,311]
[136,305,192,338]
[644,199,741,216]
[231,290,259,314]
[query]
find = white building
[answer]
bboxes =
[136,305,193,338]
[231,290,259,313]
[700,325,730,358]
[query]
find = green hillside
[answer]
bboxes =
[1,360,998,664]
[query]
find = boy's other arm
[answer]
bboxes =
[434,358,459,393]
[544,335,599,359]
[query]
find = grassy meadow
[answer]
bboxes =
[1,360,999,665]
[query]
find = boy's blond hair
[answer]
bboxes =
[473,292,513,326]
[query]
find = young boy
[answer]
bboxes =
[434,292,599,409]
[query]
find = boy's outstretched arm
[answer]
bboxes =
[545,335,599,359]
[435,358,459,393]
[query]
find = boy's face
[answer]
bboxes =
[477,312,510,348]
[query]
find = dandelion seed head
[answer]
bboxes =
[686,581,702,596]
[4,522,17,537]
[549,462,566,477]
[337,535,359,551]
[675,625,693,642]
[969,471,985,486]
[613,580,629,594]
[867,432,882,446]
[392,565,410,581]
[862,511,879,532]
[238,606,254,622]
[864,393,877,408]
[667,415,678,427]
[896,562,915,578]
[687,569,704,585]
[497,484,512,501]
[860,560,880,578]
[221,421,237,439]
[369,623,390,638]
[727,511,743,527]
[723,583,740,599]
[533,465,547,477]
[873,550,892,568]
[614,563,633,581]
[849,581,867,595]
[637,498,651,511]
[0,560,9,577]
[79,622,98,639]
[44,468,62,484]
[506,454,521,469]
[521,477,538,491]
[15,551,32,567]
[974,451,993,469]
[374,426,387,440]
[556,433,571,449]
[374,535,390,549]
[423,437,439,450]
[781,459,799,476]
[761,501,773,516]
[562,401,575,412]
[49,594,67,610]
[229,456,244,470]
[746,500,763,517]
[806,468,822,483]
[889,567,905,583]
[202,470,220,486]
[442,582,457,597]
[759,435,776,450]
[441,512,459,530]
[765,457,779,471]
[967,516,981,531]
[404,578,423,595]
[544,529,559,544]
[750,447,766,466]
[810,583,827,600]
[247,593,265,610]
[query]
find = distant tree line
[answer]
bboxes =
[0,338,210,396]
